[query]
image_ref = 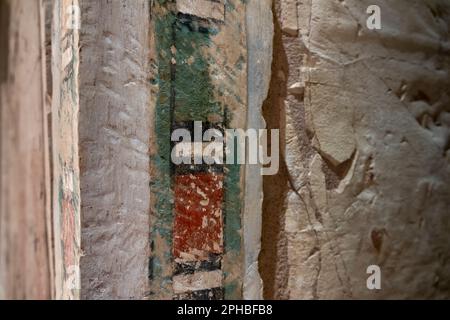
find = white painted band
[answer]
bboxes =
[173,270,223,294]
[176,0,225,21]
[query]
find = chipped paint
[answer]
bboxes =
[173,173,224,261]
[52,0,81,300]
[150,0,246,300]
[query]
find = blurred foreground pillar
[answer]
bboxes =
[0,0,52,300]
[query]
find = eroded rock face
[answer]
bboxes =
[263,0,450,299]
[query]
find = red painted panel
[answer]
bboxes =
[173,173,224,261]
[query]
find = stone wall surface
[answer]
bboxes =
[260,0,450,299]
[79,0,151,299]
[3,0,450,301]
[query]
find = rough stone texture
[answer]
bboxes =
[79,0,151,299]
[262,0,450,299]
[3,0,450,301]
[0,0,53,300]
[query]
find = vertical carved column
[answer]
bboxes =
[243,0,273,300]
[149,0,247,300]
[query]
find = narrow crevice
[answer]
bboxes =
[258,3,290,300]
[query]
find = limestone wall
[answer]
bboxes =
[2,0,450,301]
[260,0,450,299]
